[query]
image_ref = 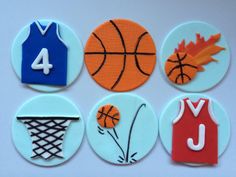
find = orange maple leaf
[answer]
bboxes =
[175,33,225,71]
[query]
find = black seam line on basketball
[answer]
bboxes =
[109,20,127,90]
[134,31,150,76]
[97,107,105,120]
[175,73,191,84]
[125,103,146,162]
[85,51,155,55]
[17,116,79,120]
[167,53,197,82]
[167,63,197,77]
[112,113,119,117]
[176,53,187,83]
[112,118,115,126]
[177,53,184,83]
[167,53,187,63]
[113,128,119,139]
[91,33,107,76]
[97,111,120,120]
[107,130,125,159]
[104,106,114,127]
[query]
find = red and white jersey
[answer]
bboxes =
[172,98,218,165]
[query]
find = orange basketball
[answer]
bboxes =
[96,104,120,128]
[85,19,156,92]
[165,52,198,84]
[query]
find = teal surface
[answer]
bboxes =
[159,94,230,160]
[87,93,158,164]
[12,95,85,166]
[160,21,230,92]
[11,19,84,92]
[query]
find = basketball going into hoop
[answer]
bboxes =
[85,19,156,92]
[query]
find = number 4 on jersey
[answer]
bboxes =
[31,48,53,75]
[21,21,68,86]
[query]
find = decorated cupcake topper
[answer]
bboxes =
[11,20,83,92]
[87,94,158,165]
[97,103,146,164]
[12,95,85,166]
[159,94,230,166]
[85,19,156,92]
[172,97,218,165]
[165,33,225,85]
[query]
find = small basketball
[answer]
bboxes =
[165,52,198,84]
[96,104,120,128]
[85,19,156,92]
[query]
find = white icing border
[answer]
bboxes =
[186,99,205,117]
[208,99,219,125]
[56,23,68,47]
[35,21,67,47]
[35,21,53,35]
[173,100,185,124]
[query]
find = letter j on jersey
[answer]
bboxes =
[159,94,230,166]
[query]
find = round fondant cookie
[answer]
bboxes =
[159,94,230,166]
[12,95,84,166]
[160,21,230,92]
[87,94,158,165]
[11,19,83,92]
[85,19,156,92]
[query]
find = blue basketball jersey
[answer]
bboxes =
[21,21,68,86]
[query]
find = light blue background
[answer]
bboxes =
[0,0,235,176]
[87,93,158,164]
